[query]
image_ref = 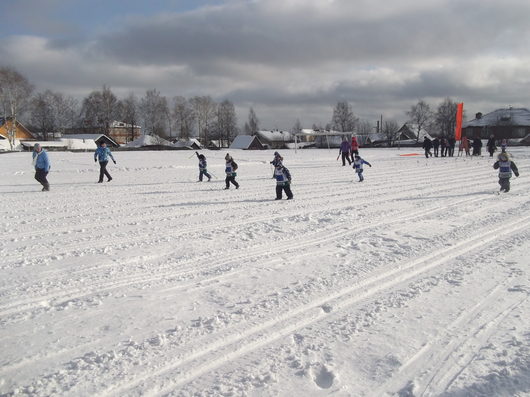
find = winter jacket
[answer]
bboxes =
[270,153,283,166]
[32,150,50,172]
[493,157,519,179]
[274,166,291,186]
[353,157,371,173]
[94,147,115,163]
[196,153,207,170]
[351,137,359,151]
[422,138,432,150]
[225,160,237,176]
[339,141,351,153]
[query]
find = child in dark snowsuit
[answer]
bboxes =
[195,152,211,182]
[224,153,239,189]
[353,155,372,182]
[493,152,519,193]
[274,163,293,200]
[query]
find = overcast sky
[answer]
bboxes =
[2,0,530,130]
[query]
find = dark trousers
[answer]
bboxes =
[199,169,211,181]
[341,152,351,166]
[350,149,359,162]
[424,149,432,158]
[276,184,293,199]
[35,168,49,190]
[99,161,112,182]
[225,175,239,189]
[499,178,511,192]
[448,147,455,157]
[433,147,439,157]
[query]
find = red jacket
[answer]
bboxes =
[351,137,359,151]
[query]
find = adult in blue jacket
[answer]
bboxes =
[94,141,116,183]
[32,143,51,191]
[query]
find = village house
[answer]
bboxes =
[463,107,530,142]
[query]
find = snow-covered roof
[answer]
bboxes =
[256,130,294,142]
[21,141,67,148]
[173,138,201,149]
[126,134,173,147]
[463,108,530,127]
[110,120,141,129]
[297,129,349,136]
[229,135,264,149]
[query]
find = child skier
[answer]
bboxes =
[493,152,519,193]
[195,151,211,182]
[270,151,283,178]
[353,154,372,182]
[224,153,239,189]
[274,163,293,200]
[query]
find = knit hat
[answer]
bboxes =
[33,143,41,151]
[225,153,232,160]
[498,153,509,161]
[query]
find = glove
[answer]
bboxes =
[95,159,97,163]
[369,164,372,167]
[113,160,117,164]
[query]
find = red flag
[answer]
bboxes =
[455,102,463,140]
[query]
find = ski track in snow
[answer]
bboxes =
[0,149,529,397]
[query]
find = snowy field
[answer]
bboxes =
[0,148,529,397]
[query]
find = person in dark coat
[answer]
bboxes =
[448,137,456,157]
[432,137,440,157]
[440,137,448,157]
[273,163,293,200]
[472,137,482,156]
[32,143,51,191]
[338,138,351,166]
[422,137,433,158]
[486,135,497,157]
[493,152,519,192]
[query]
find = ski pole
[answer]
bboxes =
[188,152,196,159]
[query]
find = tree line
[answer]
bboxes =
[1,65,459,149]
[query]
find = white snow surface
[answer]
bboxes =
[1,148,529,397]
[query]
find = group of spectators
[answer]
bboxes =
[422,135,493,158]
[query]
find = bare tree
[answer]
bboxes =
[434,97,458,138]
[247,107,259,135]
[357,119,373,136]
[29,90,77,140]
[214,99,238,147]
[0,66,34,149]
[140,89,169,137]
[291,119,303,134]
[331,101,358,133]
[406,99,433,142]
[382,120,400,146]
[190,96,217,145]
[80,85,119,135]
[120,93,140,143]
[172,96,195,140]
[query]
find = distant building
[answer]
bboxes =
[256,130,294,149]
[463,107,530,141]
[0,117,37,150]
[229,135,265,150]
[64,121,141,145]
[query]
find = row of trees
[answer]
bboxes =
[1,65,460,149]
[0,66,241,148]
[326,98,459,146]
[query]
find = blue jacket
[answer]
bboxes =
[32,150,50,172]
[94,147,115,163]
[353,157,371,172]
